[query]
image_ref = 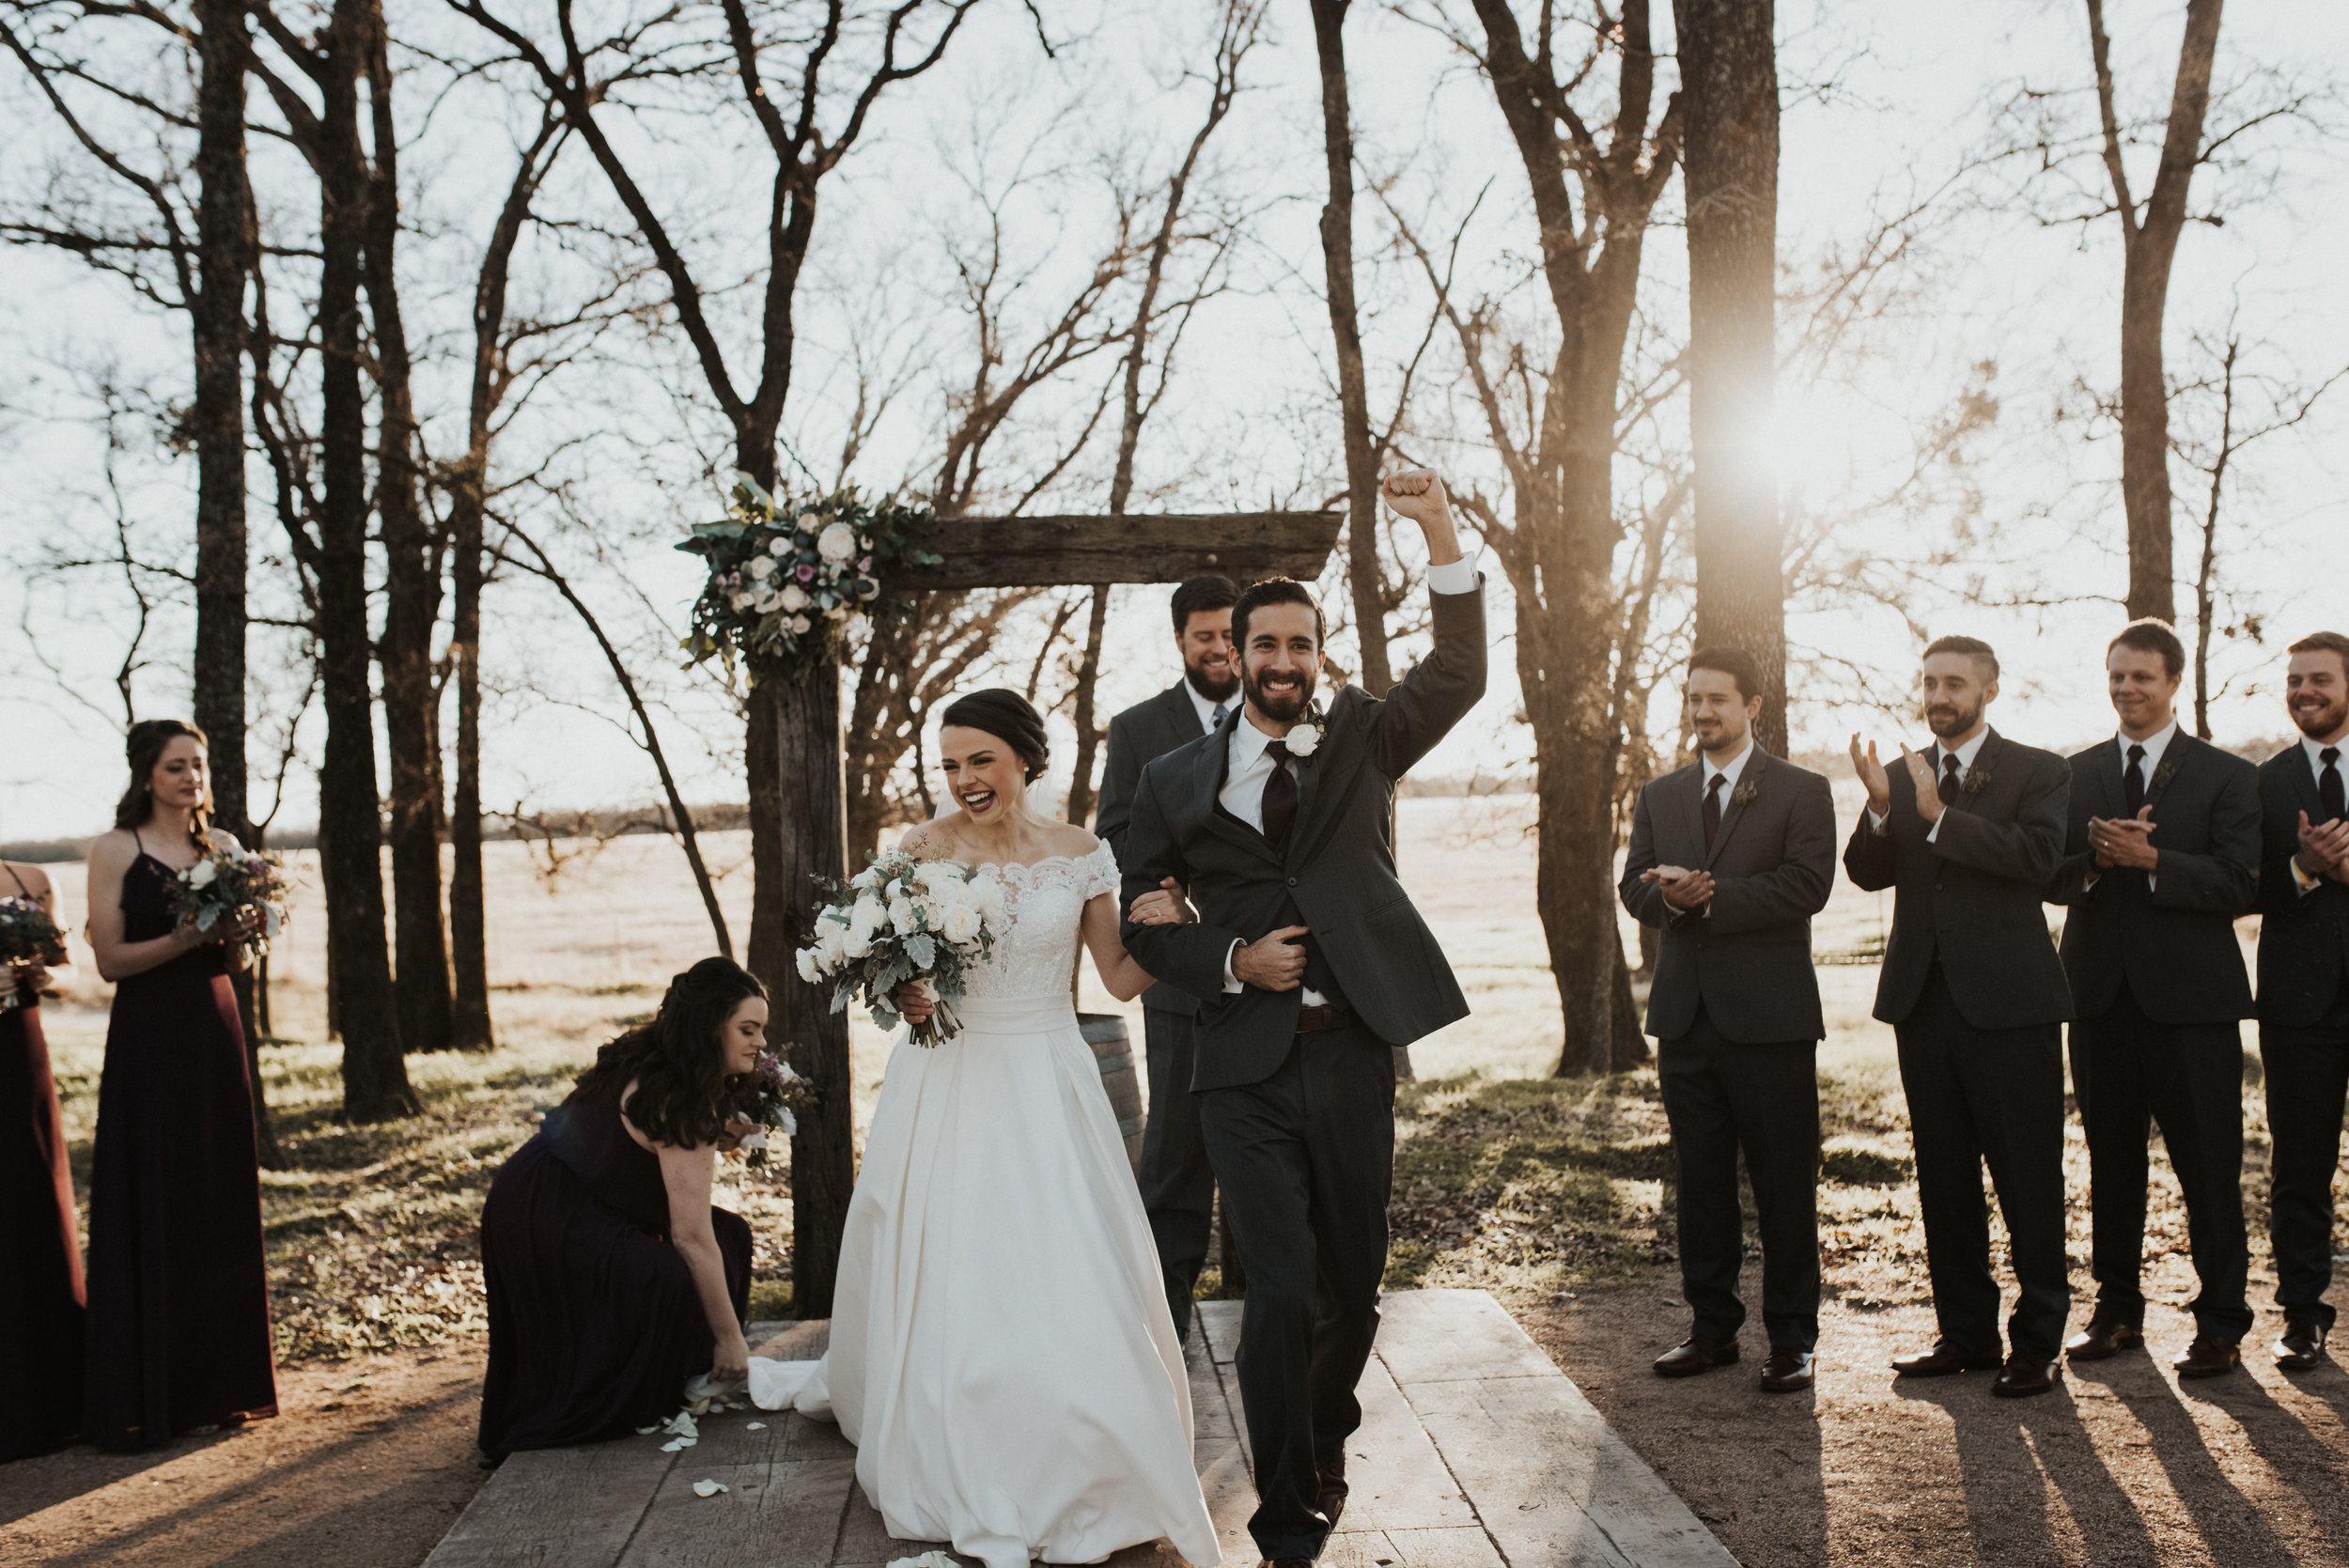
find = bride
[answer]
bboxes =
[752,687,1221,1568]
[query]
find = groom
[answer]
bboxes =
[1120,470,1484,1567]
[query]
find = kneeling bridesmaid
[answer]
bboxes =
[478,957,763,1457]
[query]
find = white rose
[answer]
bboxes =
[747,554,776,581]
[941,904,981,945]
[796,511,819,532]
[851,866,880,891]
[779,582,810,612]
[817,521,859,563]
[889,896,918,934]
[729,590,756,613]
[849,896,884,941]
[795,947,820,983]
[768,536,791,557]
[841,929,871,960]
[752,587,783,613]
[1285,722,1322,758]
[188,859,219,889]
[789,614,813,634]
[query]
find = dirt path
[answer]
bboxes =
[1528,1268,2349,1568]
[0,1348,490,1568]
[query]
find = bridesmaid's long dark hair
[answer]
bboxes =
[575,956,766,1149]
[113,718,212,838]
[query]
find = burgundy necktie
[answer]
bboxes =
[1261,740,1298,845]
[1702,771,1723,847]
[1939,753,1963,808]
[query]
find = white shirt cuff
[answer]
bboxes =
[1925,814,1944,844]
[1426,556,1478,596]
[1222,939,1243,993]
[1867,808,1889,836]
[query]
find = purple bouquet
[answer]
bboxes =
[729,1048,816,1168]
[0,895,69,1014]
[168,842,293,960]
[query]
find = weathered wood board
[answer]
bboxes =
[422,1290,1731,1568]
[894,513,1344,591]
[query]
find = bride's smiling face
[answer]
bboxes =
[939,724,1026,825]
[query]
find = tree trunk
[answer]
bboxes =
[1308,0,1392,695]
[746,660,851,1318]
[1063,587,1112,826]
[319,0,413,1121]
[448,477,494,1048]
[362,12,454,1055]
[1675,0,1786,753]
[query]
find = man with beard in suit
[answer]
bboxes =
[2046,619,2260,1378]
[2256,630,2349,1372]
[1621,646,1836,1392]
[1845,635,2075,1397]
[1097,572,1241,1341]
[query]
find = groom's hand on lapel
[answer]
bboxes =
[1232,925,1311,991]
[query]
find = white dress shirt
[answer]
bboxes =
[2085,720,2178,891]
[2293,732,2349,894]
[1700,739,1755,800]
[1868,725,1989,839]
[1184,679,1235,737]
[1218,555,1480,998]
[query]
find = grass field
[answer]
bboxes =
[31,790,2273,1363]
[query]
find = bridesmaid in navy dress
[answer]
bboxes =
[478,957,761,1457]
[82,719,277,1449]
[2,857,84,1461]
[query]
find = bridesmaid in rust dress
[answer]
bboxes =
[2,857,84,1461]
[82,720,277,1450]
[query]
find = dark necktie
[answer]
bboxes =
[1260,739,1298,845]
[2323,746,2345,823]
[1939,753,1963,808]
[1702,771,1723,846]
[1211,702,1228,730]
[2123,743,2147,815]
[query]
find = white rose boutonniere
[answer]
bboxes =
[1283,706,1327,759]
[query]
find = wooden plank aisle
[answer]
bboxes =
[423,1290,1731,1568]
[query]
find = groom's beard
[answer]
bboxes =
[1243,661,1316,723]
[1185,662,1238,705]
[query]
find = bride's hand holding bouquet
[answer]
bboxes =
[797,846,1009,1047]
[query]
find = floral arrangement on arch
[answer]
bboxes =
[677,474,939,672]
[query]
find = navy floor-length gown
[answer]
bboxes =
[2,970,85,1460]
[83,847,278,1450]
[478,1082,753,1456]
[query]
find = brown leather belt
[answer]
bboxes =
[1295,1003,1357,1035]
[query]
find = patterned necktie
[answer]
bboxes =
[1702,771,1724,847]
[2123,743,2147,816]
[2323,746,2345,823]
[1211,702,1228,731]
[1260,739,1298,845]
[1939,753,1963,808]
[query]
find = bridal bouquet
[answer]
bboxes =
[796,848,1007,1047]
[728,1047,816,1167]
[0,895,69,1014]
[168,842,292,960]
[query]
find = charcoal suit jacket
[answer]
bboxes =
[1097,681,1215,1017]
[1619,749,1836,1045]
[1117,581,1486,1092]
[2043,732,2259,1024]
[2253,744,2349,1028]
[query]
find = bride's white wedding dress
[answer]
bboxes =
[747,843,1220,1568]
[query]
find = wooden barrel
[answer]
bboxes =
[1078,1012,1145,1175]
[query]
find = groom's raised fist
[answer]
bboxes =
[1381,467,1450,526]
[1234,924,1311,991]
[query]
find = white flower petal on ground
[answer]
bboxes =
[661,1436,697,1452]
[744,1421,766,1431]
[692,1479,728,1498]
[884,1553,957,1568]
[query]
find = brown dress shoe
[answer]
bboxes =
[2063,1319,2144,1361]
[1759,1349,1815,1392]
[1991,1351,2061,1398]
[2277,1315,2330,1372]
[1315,1457,1349,1529]
[1263,1560,1315,1568]
[2174,1337,2241,1379]
[1891,1342,2002,1377]
[1653,1335,1739,1378]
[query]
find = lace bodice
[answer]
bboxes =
[959,843,1120,1003]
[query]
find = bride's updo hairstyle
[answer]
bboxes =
[940,688,1050,783]
[574,956,765,1148]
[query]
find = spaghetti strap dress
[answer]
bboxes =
[477,1082,754,1456]
[82,841,277,1450]
[1,864,85,1460]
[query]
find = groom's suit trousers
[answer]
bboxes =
[1200,1024,1394,1561]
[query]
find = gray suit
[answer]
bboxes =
[1096,679,1221,1336]
[1119,580,1484,1562]
[1621,749,1834,1351]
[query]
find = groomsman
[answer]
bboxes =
[1621,647,1836,1392]
[2256,630,2349,1372]
[1845,635,2075,1397]
[1097,573,1241,1340]
[2046,620,2259,1377]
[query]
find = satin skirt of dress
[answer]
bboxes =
[751,995,1220,1568]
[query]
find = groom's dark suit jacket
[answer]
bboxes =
[1843,727,2075,1030]
[1118,582,1486,1093]
[2043,732,2260,1024]
[1097,682,1213,1017]
[1619,750,1836,1044]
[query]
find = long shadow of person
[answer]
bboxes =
[2177,1363,2349,1558]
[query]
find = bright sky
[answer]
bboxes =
[3,0,2344,842]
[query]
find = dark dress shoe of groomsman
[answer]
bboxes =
[2173,1336,2242,1378]
[1891,1342,2004,1377]
[1622,649,1838,1384]
[1654,1335,1741,1378]
[1759,1349,1815,1392]
[1848,638,2076,1382]
[2253,635,2349,1368]
[1992,1351,2061,1399]
[2276,1314,2330,1372]
[2063,1318,2146,1361]
[1315,1457,1348,1529]
[2046,622,2261,1371]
